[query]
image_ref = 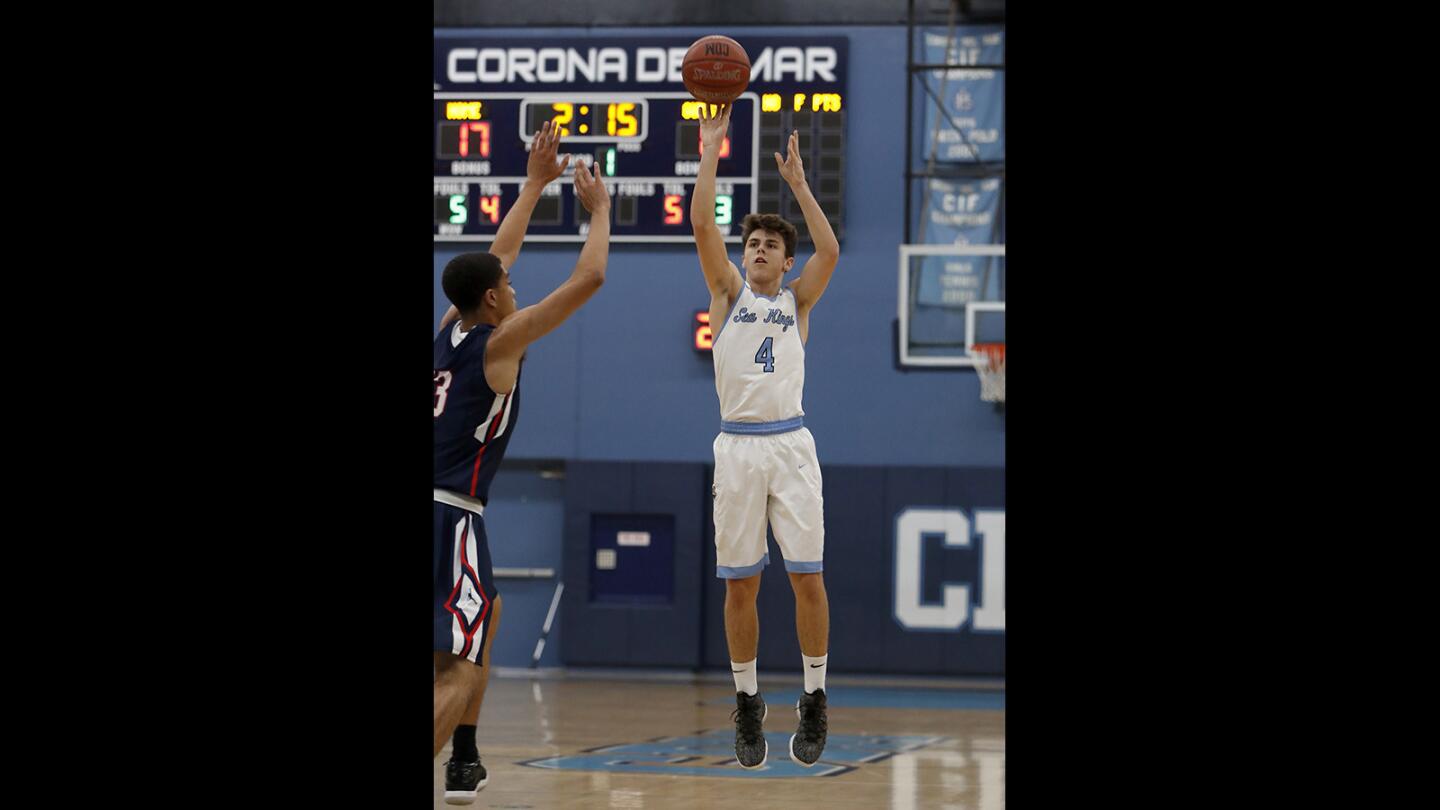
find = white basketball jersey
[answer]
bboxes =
[713,283,805,423]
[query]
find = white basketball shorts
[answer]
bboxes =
[712,425,824,578]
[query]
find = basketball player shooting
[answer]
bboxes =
[691,102,840,769]
[434,121,611,803]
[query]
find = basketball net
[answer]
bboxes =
[969,342,1006,404]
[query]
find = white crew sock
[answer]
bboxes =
[731,658,759,696]
[803,653,828,694]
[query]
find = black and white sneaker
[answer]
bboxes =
[731,691,768,769]
[443,757,488,804]
[789,689,828,766]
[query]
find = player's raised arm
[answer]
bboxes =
[778,129,840,312]
[690,103,743,301]
[484,162,611,393]
[441,122,570,335]
[490,120,572,271]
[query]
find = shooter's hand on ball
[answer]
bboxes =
[698,103,732,152]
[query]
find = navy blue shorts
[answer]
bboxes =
[434,501,498,664]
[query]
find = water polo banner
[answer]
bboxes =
[917,25,1005,163]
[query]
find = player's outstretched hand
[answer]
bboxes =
[698,103,731,152]
[775,128,806,187]
[527,120,572,184]
[573,162,611,214]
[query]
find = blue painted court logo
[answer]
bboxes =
[521,731,944,778]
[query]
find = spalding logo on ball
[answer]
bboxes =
[682,35,751,105]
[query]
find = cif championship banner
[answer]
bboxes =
[918,25,1004,163]
[919,175,1003,245]
[915,176,1003,310]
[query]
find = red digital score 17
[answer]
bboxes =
[459,122,490,158]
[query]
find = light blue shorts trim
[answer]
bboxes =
[783,560,824,573]
[717,552,770,579]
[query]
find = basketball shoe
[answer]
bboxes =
[731,691,768,769]
[789,689,828,766]
[443,756,487,804]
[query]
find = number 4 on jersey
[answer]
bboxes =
[754,337,775,372]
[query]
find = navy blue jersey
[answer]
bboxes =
[434,322,521,503]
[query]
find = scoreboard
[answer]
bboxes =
[434,35,848,244]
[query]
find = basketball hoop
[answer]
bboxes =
[969,342,1005,405]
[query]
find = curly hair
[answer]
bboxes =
[740,213,797,259]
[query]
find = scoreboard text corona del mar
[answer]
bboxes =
[434,35,849,244]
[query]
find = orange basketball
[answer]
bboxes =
[681,35,751,105]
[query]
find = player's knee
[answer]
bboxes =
[724,574,762,603]
[435,651,481,684]
[788,571,826,600]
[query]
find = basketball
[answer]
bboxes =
[681,35,751,104]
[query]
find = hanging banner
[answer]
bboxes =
[918,25,1004,163]
[920,176,1003,245]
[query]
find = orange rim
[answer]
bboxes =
[971,342,1005,364]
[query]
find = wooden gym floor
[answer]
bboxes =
[434,670,1005,809]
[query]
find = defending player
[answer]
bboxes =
[434,122,611,802]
